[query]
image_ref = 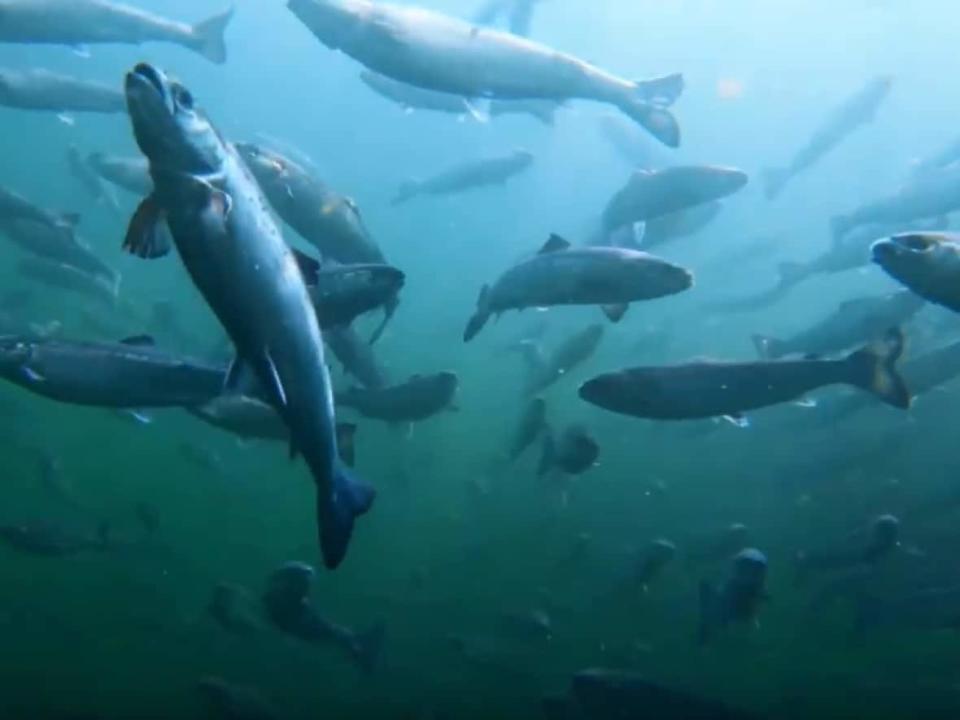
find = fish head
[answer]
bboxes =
[648,538,678,563]
[432,371,460,402]
[872,233,960,293]
[698,165,750,199]
[558,425,599,471]
[360,264,405,300]
[124,64,223,178]
[266,561,315,605]
[730,547,768,587]
[619,251,694,299]
[579,368,665,416]
[0,337,33,377]
[871,513,900,548]
[287,0,365,48]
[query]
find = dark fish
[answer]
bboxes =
[762,76,892,200]
[524,324,604,395]
[87,152,152,196]
[0,1,234,64]
[580,329,911,421]
[124,63,373,569]
[18,257,117,309]
[698,548,768,645]
[752,290,924,360]
[872,232,960,312]
[601,166,748,237]
[464,235,692,341]
[1,218,118,286]
[0,67,124,114]
[473,0,543,37]
[197,677,278,720]
[66,145,118,209]
[262,562,386,674]
[359,69,485,118]
[336,371,458,423]
[538,425,599,477]
[634,538,677,589]
[497,609,552,642]
[832,164,960,241]
[0,335,224,408]
[0,521,111,557]
[0,183,78,233]
[393,150,534,205]
[208,583,262,635]
[190,395,288,442]
[296,255,405,330]
[796,514,900,580]
[287,0,683,146]
[325,325,388,389]
[507,396,547,461]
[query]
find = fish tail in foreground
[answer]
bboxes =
[188,7,236,64]
[391,179,421,206]
[697,580,719,645]
[846,327,911,408]
[761,167,789,201]
[463,284,492,342]
[352,621,387,675]
[751,334,786,360]
[319,463,375,569]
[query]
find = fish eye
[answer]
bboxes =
[173,84,195,111]
[898,235,934,252]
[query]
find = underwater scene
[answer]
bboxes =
[0,0,959,718]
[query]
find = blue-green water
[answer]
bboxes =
[1,1,960,718]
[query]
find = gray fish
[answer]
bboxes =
[197,677,278,720]
[0,183,78,232]
[262,562,386,674]
[464,235,692,341]
[752,290,924,360]
[66,145,118,210]
[325,325,388,389]
[580,328,911,421]
[472,0,543,37]
[287,0,683,146]
[538,425,599,477]
[393,149,534,205]
[359,69,484,118]
[832,164,960,241]
[601,166,748,237]
[207,584,262,635]
[524,324,604,395]
[507,396,547,461]
[0,1,234,64]
[190,394,287,442]
[295,254,405,330]
[698,548,769,645]
[0,335,224,408]
[336,371,458,423]
[762,76,892,200]
[18,257,116,309]
[0,67,124,114]
[796,514,900,580]
[872,232,960,312]
[634,538,677,589]
[87,152,152,196]
[123,63,372,569]
[1,218,118,287]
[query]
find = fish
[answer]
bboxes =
[762,76,892,200]
[497,609,552,642]
[507,396,547,461]
[207,583,262,635]
[18,257,117,309]
[472,0,542,37]
[466,235,692,341]
[0,67,125,114]
[287,0,683,146]
[359,69,486,118]
[87,152,153,196]
[325,325,388,389]
[0,1,234,64]
[336,371,458,423]
[832,164,960,241]
[631,201,723,250]
[580,328,911,421]
[698,548,769,645]
[1,218,118,287]
[189,394,288,442]
[913,134,960,175]
[601,166,748,238]
[752,290,925,360]
[296,255,405,330]
[197,677,279,720]
[796,514,901,581]
[0,520,112,557]
[633,538,677,590]
[537,425,599,477]
[523,324,604,395]
[392,149,534,205]
[66,145,118,210]
[488,98,560,126]
[0,335,225,409]
[262,562,386,674]
[122,63,373,569]
[872,232,960,312]
[0,183,78,233]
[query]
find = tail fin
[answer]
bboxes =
[831,214,852,242]
[537,429,556,478]
[317,464,376,570]
[761,167,789,201]
[463,284,492,342]
[697,580,718,645]
[351,621,386,675]
[190,7,234,64]
[846,327,911,409]
[634,73,685,107]
[391,179,421,206]
[752,334,787,360]
[619,100,680,148]
[777,261,809,290]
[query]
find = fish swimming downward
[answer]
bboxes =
[121,62,374,569]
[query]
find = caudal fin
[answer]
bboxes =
[391,180,421,206]
[846,327,911,409]
[761,167,789,201]
[317,464,375,569]
[463,284,492,342]
[619,100,681,148]
[351,621,386,675]
[190,7,234,64]
[635,73,685,107]
[752,334,787,360]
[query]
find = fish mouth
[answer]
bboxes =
[125,63,172,112]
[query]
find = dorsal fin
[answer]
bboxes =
[539,234,571,255]
[120,334,155,347]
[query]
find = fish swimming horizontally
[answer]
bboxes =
[0,67,125,115]
[392,150,535,205]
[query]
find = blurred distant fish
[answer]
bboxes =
[392,150,534,205]
[87,152,152,196]
[507,396,547,461]
[580,328,911,421]
[190,394,287,442]
[796,514,900,581]
[537,425,599,477]
[617,201,723,251]
[0,520,112,557]
[464,235,692,341]
[698,548,768,644]
[497,608,552,642]
[288,0,683,146]
[0,218,118,287]
[208,583,262,636]
[472,0,543,37]
[0,1,234,64]
[752,290,924,360]
[762,76,892,200]
[197,677,279,720]
[633,538,676,590]
[523,324,604,395]
[872,232,960,312]
[0,184,78,234]
[0,67,125,115]
[325,325,388,389]
[18,257,116,309]
[913,134,960,175]
[336,371,459,423]
[66,145,119,210]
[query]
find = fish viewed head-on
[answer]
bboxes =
[730,547,768,588]
[873,233,960,294]
[124,64,223,178]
